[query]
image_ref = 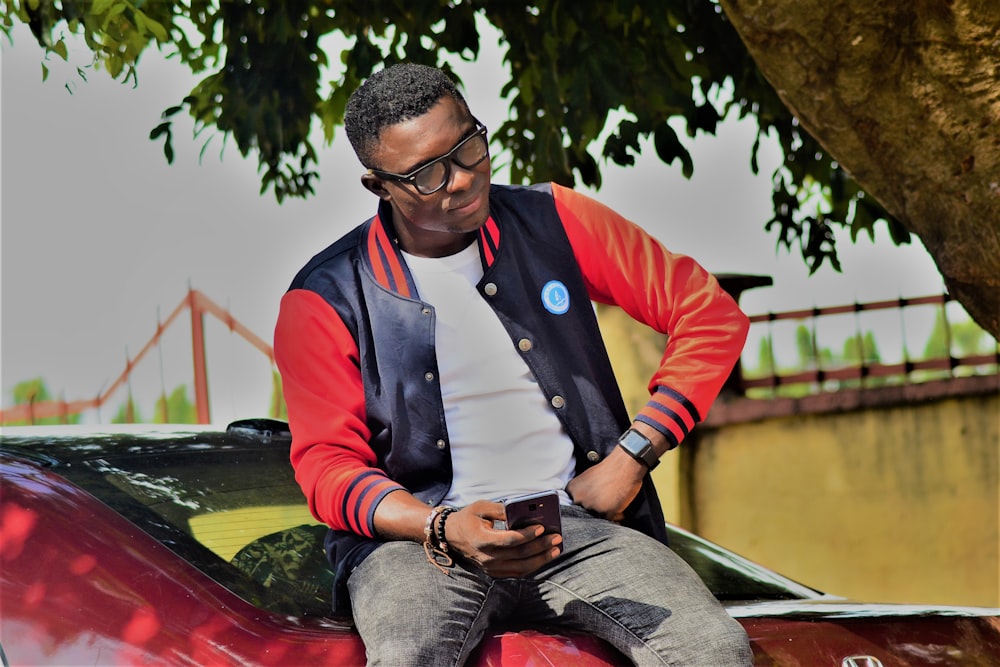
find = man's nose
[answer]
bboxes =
[446,160,477,191]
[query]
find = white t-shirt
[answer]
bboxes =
[401,243,576,506]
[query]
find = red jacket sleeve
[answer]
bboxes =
[274,289,404,536]
[552,183,749,448]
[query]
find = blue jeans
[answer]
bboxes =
[346,505,752,666]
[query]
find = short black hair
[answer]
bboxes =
[344,63,471,169]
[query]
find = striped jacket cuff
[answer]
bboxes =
[341,471,406,538]
[635,386,701,450]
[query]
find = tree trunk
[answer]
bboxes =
[720,0,1000,338]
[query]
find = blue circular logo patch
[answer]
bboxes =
[541,280,570,315]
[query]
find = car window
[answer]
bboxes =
[190,504,316,560]
[44,433,817,619]
[54,442,336,616]
[665,527,820,601]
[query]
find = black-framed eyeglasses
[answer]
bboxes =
[369,121,489,195]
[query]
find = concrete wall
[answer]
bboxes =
[691,382,999,607]
[599,306,1000,607]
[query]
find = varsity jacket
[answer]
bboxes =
[274,182,749,611]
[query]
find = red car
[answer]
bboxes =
[2,419,998,666]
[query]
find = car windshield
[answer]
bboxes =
[20,423,820,617]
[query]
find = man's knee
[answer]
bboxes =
[362,633,465,667]
[692,614,753,666]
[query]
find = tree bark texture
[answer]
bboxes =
[720,0,1000,337]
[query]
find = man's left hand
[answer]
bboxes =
[565,446,646,522]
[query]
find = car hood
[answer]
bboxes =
[726,597,1000,620]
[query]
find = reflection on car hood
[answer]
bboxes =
[726,597,1000,619]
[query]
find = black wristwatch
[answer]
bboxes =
[617,428,659,470]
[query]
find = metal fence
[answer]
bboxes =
[738,293,999,397]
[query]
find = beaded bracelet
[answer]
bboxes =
[435,507,458,553]
[423,505,455,575]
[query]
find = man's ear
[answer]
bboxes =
[361,173,392,200]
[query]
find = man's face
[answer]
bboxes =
[362,96,492,258]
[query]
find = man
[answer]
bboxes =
[274,63,752,666]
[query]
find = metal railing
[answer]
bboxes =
[739,293,999,396]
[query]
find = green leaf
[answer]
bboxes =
[92,0,117,14]
[134,9,168,42]
[52,39,68,61]
[653,123,694,179]
[106,54,123,78]
[149,121,170,140]
[41,63,49,82]
[150,121,175,164]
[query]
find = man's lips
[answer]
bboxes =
[449,193,482,213]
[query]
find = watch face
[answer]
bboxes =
[618,429,659,470]
[620,429,651,454]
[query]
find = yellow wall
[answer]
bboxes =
[691,393,999,607]
[600,307,1000,607]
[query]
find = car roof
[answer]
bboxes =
[0,419,289,463]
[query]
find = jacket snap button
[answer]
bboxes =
[586,450,601,462]
[421,307,431,315]
[424,372,435,382]
[484,282,498,296]
[550,395,565,409]
[436,439,447,450]
[518,338,532,352]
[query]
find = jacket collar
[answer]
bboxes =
[363,200,501,298]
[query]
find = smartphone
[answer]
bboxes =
[502,490,562,541]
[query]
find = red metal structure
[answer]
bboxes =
[0,289,274,425]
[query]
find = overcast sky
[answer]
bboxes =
[1,21,947,424]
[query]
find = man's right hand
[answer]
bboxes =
[445,500,563,578]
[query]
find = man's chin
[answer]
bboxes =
[449,203,490,234]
